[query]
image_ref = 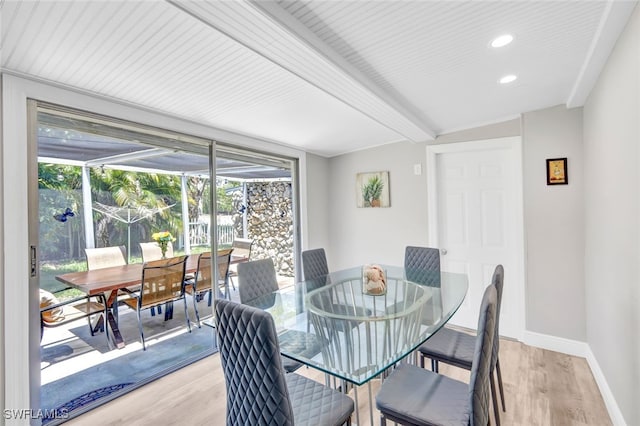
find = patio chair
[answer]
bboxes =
[227,237,253,290]
[215,299,354,426]
[85,245,131,319]
[120,255,191,350]
[84,245,127,270]
[376,284,498,426]
[139,241,177,318]
[184,248,234,327]
[139,241,174,262]
[40,289,108,345]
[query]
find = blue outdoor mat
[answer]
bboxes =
[41,322,218,422]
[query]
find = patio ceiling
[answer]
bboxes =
[37,111,292,181]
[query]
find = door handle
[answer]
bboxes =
[440,249,448,256]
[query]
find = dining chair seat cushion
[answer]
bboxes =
[376,363,470,426]
[418,326,475,370]
[285,372,354,426]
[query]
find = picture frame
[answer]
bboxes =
[356,171,390,208]
[546,158,568,185]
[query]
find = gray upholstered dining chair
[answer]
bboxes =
[376,284,498,426]
[385,246,442,327]
[215,299,354,426]
[418,265,505,425]
[237,258,308,373]
[237,258,279,305]
[404,245,441,287]
[301,248,329,280]
[301,248,371,325]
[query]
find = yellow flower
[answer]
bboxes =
[152,231,175,243]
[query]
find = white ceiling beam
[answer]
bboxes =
[168,0,435,142]
[84,148,171,167]
[567,0,637,108]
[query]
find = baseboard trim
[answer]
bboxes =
[585,347,628,426]
[521,330,589,357]
[521,331,627,426]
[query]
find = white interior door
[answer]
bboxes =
[428,137,524,339]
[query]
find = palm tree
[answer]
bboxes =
[91,168,182,247]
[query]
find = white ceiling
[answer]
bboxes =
[1,0,637,157]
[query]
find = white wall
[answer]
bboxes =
[583,4,640,425]
[327,141,429,269]
[433,118,520,145]
[304,153,330,252]
[521,105,586,341]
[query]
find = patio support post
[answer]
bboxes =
[181,174,191,254]
[242,181,248,238]
[82,165,95,248]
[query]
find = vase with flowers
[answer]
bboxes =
[152,231,175,259]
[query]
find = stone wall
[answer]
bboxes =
[232,181,293,277]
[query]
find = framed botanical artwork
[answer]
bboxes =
[356,171,390,208]
[546,158,568,185]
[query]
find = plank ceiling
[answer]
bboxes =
[1,0,637,156]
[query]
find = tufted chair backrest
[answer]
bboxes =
[404,246,441,287]
[237,258,279,306]
[469,285,497,426]
[215,299,294,426]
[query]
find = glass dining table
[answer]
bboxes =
[242,265,468,425]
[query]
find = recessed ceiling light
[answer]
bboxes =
[491,34,513,48]
[499,74,517,84]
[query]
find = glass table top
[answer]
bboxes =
[243,265,468,385]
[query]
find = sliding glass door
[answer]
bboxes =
[34,103,218,423]
[30,102,302,423]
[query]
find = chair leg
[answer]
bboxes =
[431,359,439,373]
[380,415,387,426]
[164,301,174,320]
[496,358,506,412]
[224,277,232,299]
[183,297,191,332]
[490,370,501,426]
[87,316,95,336]
[192,291,201,328]
[136,308,145,351]
[420,354,425,368]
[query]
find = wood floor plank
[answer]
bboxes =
[66,338,612,426]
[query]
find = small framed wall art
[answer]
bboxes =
[546,158,568,185]
[356,171,390,208]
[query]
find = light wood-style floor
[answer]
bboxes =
[67,337,611,426]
